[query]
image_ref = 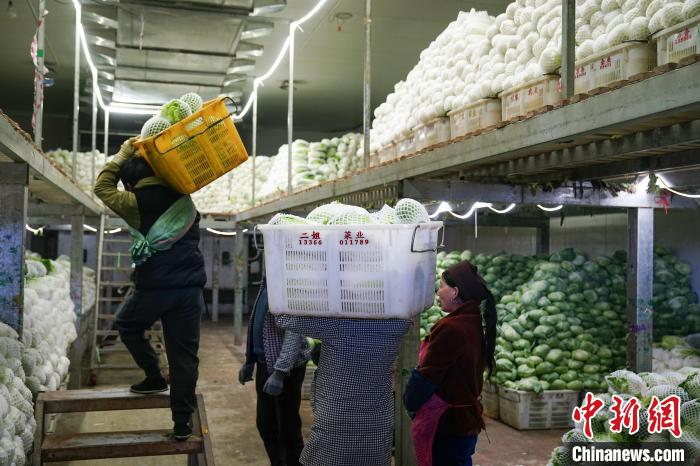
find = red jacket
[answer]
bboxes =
[419,300,485,436]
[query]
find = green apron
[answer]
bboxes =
[128,195,198,266]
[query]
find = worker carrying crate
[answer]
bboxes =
[255,200,448,465]
[94,136,208,441]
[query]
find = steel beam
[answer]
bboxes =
[72,5,81,182]
[69,213,85,389]
[626,208,653,372]
[116,65,232,78]
[233,230,244,345]
[363,0,371,169]
[470,120,700,180]
[287,27,295,195]
[107,0,251,16]
[394,317,419,466]
[561,0,575,99]
[402,180,697,209]
[0,164,28,334]
[212,238,220,323]
[34,0,46,149]
[536,222,551,255]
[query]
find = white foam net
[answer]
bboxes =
[395,198,429,224]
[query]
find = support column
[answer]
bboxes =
[69,213,85,388]
[395,316,419,466]
[0,164,29,335]
[362,0,372,168]
[34,0,46,149]
[626,208,654,372]
[72,4,81,181]
[233,230,244,345]
[561,0,575,99]
[536,221,551,255]
[287,27,295,195]
[212,237,220,323]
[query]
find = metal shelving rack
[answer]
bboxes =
[0,112,103,389]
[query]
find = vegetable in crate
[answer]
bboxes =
[160,98,193,124]
[140,116,172,139]
[181,92,203,114]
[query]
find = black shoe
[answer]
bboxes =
[130,376,168,394]
[173,421,192,441]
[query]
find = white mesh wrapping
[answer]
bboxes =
[395,198,430,224]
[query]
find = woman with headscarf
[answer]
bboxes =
[403,260,497,466]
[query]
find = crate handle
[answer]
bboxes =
[410,224,444,253]
[153,97,239,155]
[252,224,263,251]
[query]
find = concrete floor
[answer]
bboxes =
[53,317,564,465]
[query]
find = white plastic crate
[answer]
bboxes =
[574,42,656,94]
[500,75,562,121]
[259,222,443,319]
[396,134,416,158]
[378,143,397,164]
[653,15,700,65]
[498,387,578,430]
[448,98,502,138]
[482,381,500,420]
[414,117,451,151]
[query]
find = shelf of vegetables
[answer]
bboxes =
[0,253,96,465]
[235,61,700,224]
[0,111,101,216]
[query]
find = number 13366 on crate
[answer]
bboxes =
[259,222,443,319]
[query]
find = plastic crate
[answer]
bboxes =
[653,15,700,65]
[378,143,397,164]
[301,363,316,400]
[133,97,248,194]
[498,387,579,430]
[258,222,443,319]
[574,42,656,94]
[500,75,562,121]
[396,134,417,158]
[482,381,500,420]
[448,98,502,138]
[414,117,451,151]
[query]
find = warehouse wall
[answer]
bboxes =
[442,225,538,256]
[550,210,700,294]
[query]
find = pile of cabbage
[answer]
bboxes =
[191,156,274,213]
[267,198,430,226]
[493,248,630,392]
[547,367,700,466]
[0,252,93,465]
[140,92,204,139]
[653,246,700,339]
[654,336,700,372]
[259,134,363,201]
[44,149,106,196]
[368,0,700,153]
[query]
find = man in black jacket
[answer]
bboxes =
[94,138,207,440]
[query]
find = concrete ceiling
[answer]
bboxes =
[0,0,510,151]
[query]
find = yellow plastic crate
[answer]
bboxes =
[133,97,248,194]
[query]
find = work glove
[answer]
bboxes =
[238,363,254,385]
[263,370,285,396]
[113,137,139,165]
[687,333,700,351]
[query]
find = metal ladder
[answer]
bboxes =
[32,388,215,465]
[89,214,168,383]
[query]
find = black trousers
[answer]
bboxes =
[255,359,306,466]
[116,286,203,424]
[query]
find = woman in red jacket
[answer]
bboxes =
[403,260,497,466]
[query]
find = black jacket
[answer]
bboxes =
[132,184,207,290]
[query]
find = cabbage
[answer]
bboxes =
[683,0,700,19]
[268,214,310,225]
[160,98,192,124]
[395,198,430,224]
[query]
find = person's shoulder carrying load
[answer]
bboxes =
[133,92,249,195]
[258,198,444,320]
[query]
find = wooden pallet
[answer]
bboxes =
[33,388,214,465]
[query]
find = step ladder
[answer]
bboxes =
[89,214,168,382]
[32,388,215,465]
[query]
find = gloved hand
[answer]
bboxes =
[263,370,285,396]
[687,333,700,351]
[118,137,139,158]
[238,363,254,385]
